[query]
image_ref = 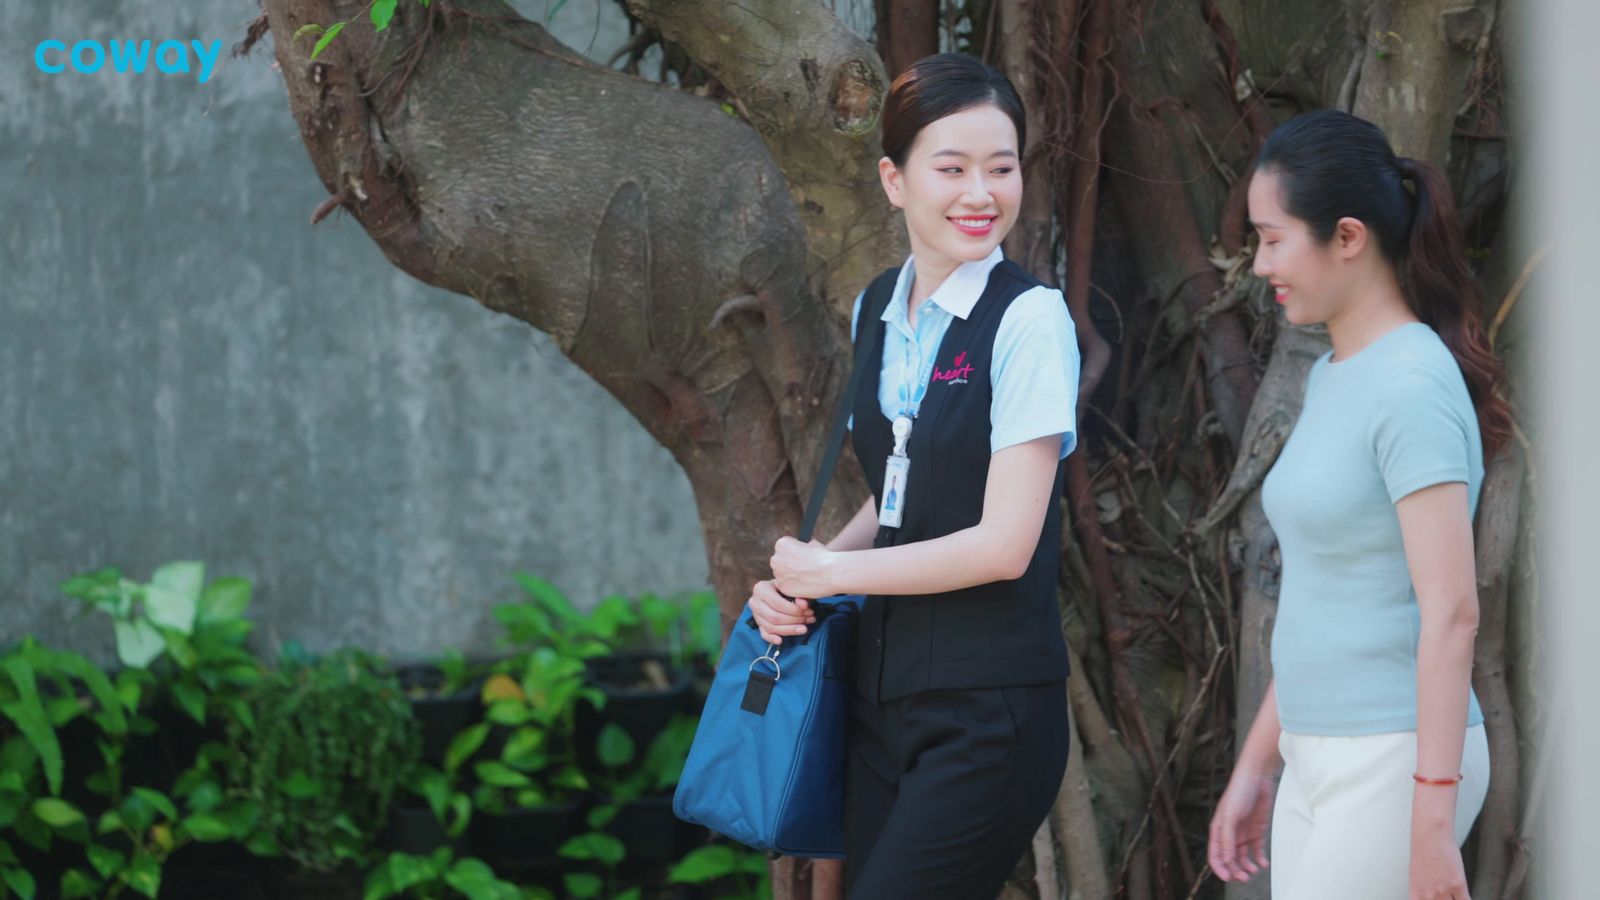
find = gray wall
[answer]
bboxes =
[0,2,720,664]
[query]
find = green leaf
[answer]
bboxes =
[548,766,588,792]
[292,23,326,41]
[95,810,123,835]
[378,851,438,895]
[509,573,582,624]
[171,682,206,725]
[585,804,618,830]
[613,888,642,900]
[500,726,546,770]
[444,723,489,775]
[131,788,177,822]
[371,0,399,31]
[113,620,165,669]
[197,576,251,624]
[59,868,98,899]
[444,857,516,900]
[558,833,624,867]
[562,873,602,898]
[85,843,124,880]
[311,21,347,60]
[50,653,126,734]
[0,658,63,795]
[473,762,531,788]
[668,845,739,884]
[361,857,398,900]
[222,799,262,838]
[282,770,321,799]
[31,798,84,829]
[122,852,160,898]
[2,867,36,900]
[185,780,223,812]
[146,562,203,633]
[445,793,472,837]
[596,723,635,769]
[180,813,231,842]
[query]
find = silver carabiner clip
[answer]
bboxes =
[749,646,781,682]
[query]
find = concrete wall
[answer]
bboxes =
[0,1,741,664]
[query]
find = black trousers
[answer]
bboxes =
[843,680,1070,899]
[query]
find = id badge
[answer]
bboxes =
[878,454,911,528]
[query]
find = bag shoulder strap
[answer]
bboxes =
[797,268,900,542]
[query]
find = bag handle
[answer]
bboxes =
[747,270,896,640]
[797,270,897,543]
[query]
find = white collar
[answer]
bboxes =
[883,246,1005,323]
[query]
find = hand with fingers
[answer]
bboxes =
[1208,771,1276,884]
[746,579,817,646]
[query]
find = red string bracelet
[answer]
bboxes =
[1412,773,1464,786]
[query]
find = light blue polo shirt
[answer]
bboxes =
[848,248,1080,459]
[1263,322,1485,736]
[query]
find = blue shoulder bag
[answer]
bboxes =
[672,278,893,858]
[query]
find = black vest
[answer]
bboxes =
[851,261,1071,704]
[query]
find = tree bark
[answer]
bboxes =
[874,0,942,79]
[1355,0,1494,162]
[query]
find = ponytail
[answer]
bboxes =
[1396,156,1513,459]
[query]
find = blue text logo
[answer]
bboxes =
[34,39,224,85]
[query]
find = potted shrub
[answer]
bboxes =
[461,641,600,878]
[389,649,484,769]
[218,645,420,894]
[503,579,715,768]
[585,715,702,871]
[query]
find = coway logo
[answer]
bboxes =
[34,39,224,84]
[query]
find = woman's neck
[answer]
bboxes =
[1325,267,1418,362]
[906,245,962,318]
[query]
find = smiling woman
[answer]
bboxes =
[745,52,1081,900]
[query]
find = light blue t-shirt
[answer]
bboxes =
[848,248,1080,459]
[1263,322,1485,736]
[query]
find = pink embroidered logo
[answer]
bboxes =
[932,350,976,385]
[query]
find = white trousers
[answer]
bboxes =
[1270,724,1490,900]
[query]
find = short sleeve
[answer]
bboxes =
[1371,367,1472,503]
[989,287,1080,458]
[847,288,865,431]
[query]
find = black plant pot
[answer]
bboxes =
[609,793,703,870]
[379,794,465,856]
[466,797,586,872]
[576,654,699,768]
[160,840,271,899]
[268,859,365,899]
[392,663,483,767]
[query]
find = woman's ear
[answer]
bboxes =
[879,157,904,209]
[1333,216,1369,259]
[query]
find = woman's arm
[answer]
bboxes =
[824,496,880,553]
[770,433,1062,598]
[1208,680,1282,882]
[1396,481,1479,895]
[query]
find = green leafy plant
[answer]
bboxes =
[667,844,771,899]
[0,638,195,899]
[224,647,420,872]
[60,561,262,728]
[466,646,601,816]
[361,847,542,900]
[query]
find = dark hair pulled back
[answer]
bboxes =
[880,53,1026,168]
[1257,109,1511,457]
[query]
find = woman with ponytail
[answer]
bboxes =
[1206,109,1510,900]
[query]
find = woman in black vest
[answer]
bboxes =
[749,53,1081,898]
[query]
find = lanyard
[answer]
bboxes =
[895,307,937,419]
